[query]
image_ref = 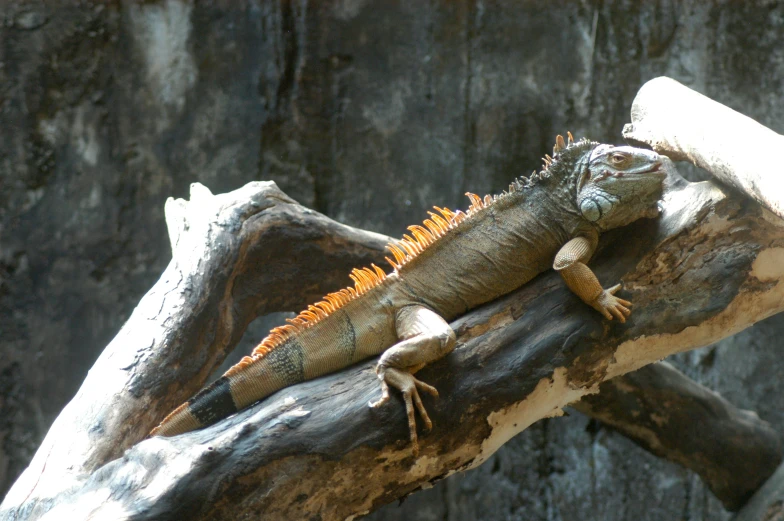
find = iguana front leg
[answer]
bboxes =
[553,234,632,322]
[369,305,456,455]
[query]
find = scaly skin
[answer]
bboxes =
[150,134,665,455]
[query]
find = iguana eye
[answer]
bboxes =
[610,153,627,164]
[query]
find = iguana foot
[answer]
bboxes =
[592,283,632,322]
[369,367,439,456]
[369,305,454,456]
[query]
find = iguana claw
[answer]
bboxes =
[592,283,632,322]
[369,367,439,457]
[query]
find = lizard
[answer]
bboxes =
[150,133,665,455]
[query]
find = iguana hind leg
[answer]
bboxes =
[369,305,456,456]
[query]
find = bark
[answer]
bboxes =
[733,461,784,521]
[620,76,784,521]
[0,182,391,516]
[573,362,783,511]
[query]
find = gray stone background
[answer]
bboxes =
[0,1,782,519]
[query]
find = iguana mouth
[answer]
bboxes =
[612,161,663,178]
[637,161,664,175]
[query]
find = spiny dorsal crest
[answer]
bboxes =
[385,205,464,270]
[386,133,594,271]
[233,264,388,370]
[236,133,595,369]
[386,191,508,270]
[504,131,597,194]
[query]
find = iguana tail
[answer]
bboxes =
[150,265,394,437]
[149,376,235,436]
[150,339,305,437]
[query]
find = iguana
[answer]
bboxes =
[151,134,665,455]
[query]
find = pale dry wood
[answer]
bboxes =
[0,181,391,518]
[622,76,784,220]
[5,181,773,517]
[620,76,784,521]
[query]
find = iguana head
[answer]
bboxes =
[575,143,665,230]
[510,134,665,231]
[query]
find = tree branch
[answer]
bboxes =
[622,76,784,220]
[3,165,783,520]
[0,182,391,516]
[573,362,783,511]
[620,76,784,521]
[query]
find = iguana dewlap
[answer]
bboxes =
[151,134,665,455]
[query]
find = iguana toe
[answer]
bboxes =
[372,367,439,456]
[594,284,632,322]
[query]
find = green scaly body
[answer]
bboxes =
[150,135,665,447]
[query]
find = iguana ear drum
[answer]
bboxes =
[580,198,602,222]
[579,190,617,222]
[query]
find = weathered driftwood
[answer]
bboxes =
[573,362,783,511]
[623,76,784,220]
[0,182,391,517]
[4,184,774,519]
[620,76,784,521]
[2,165,784,520]
[4,80,784,519]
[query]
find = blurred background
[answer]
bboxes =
[0,1,782,519]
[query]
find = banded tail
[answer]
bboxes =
[151,337,309,436]
[150,376,236,436]
[151,264,394,438]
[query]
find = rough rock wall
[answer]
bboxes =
[0,1,782,519]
